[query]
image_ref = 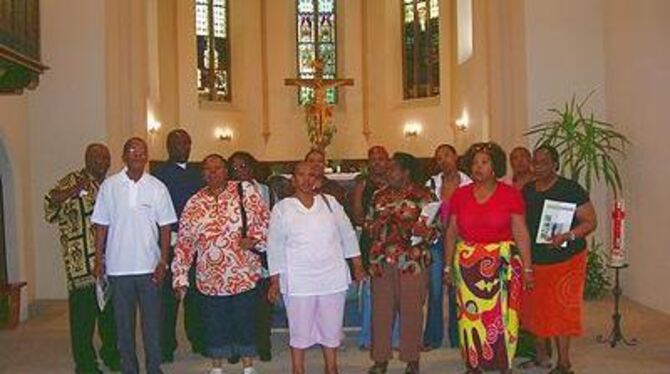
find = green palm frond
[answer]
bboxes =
[524,92,630,198]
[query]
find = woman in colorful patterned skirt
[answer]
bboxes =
[444,142,533,373]
[521,144,597,374]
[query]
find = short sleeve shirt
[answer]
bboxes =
[523,177,589,264]
[450,182,525,243]
[91,170,177,276]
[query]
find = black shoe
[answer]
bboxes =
[227,355,241,364]
[100,353,121,372]
[103,360,121,372]
[405,361,420,374]
[75,365,103,374]
[259,349,272,362]
[368,361,388,374]
[191,343,206,355]
[161,351,174,363]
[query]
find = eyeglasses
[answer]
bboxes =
[231,164,250,171]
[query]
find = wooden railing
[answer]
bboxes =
[0,0,47,94]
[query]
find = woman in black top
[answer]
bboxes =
[521,144,597,374]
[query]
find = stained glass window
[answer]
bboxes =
[196,0,231,102]
[296,0,337,105]
[402,0,440,100]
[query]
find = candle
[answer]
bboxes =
[610,200,626,267]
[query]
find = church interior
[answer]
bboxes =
[1,0,669,372]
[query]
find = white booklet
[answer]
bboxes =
[96,276,111,311]
[536,199,577,248]
[410,202,442,246]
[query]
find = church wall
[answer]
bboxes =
[364,0,454,159]
[160,0,471,163]
[0,96,36,320]
[485,0,529,154]
[27,0,108,299]
[524,0,607,127]
[522,0,612,266]
[604,0,670,314]
[449,0,496,153]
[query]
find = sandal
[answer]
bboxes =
[368,361,389,374]
[549,365,575,374]
[518,358,552,370]
[405,361,420,374]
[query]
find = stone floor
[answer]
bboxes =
[1,297,668,373]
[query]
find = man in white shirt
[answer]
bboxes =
[92,137,177,374]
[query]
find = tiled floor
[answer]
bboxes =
[1,298,668,373]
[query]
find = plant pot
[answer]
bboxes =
[0,282,27,330]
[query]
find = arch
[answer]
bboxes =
[0,134,26,319]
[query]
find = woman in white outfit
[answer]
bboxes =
[267,161,366,374]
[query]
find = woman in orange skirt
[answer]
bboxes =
[521,144,598,374]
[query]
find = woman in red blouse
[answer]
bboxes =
[443,143,533,374]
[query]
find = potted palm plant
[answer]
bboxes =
[524,92,630,299]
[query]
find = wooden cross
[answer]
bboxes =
[285,59,354,151]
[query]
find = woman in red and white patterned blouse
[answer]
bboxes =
[172,154,270,374]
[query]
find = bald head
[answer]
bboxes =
[123,137,147,155]
[85,143,111,181]
[122,137,148,174]
[166,129,192,163]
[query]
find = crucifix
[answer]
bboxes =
[285,59,354,152]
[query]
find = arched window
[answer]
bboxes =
[296,0,337,105]
[196,0,231,102]
[402,0,440,100]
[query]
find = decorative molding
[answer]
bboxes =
[260,0,271,143]
[361,0,371,141]
[0,0,48,95]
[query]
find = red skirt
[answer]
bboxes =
[522,250,587,337]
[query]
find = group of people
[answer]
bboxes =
[45,129,597,374]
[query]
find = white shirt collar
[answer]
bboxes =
[121,167,147,184]
[176,162,187,170]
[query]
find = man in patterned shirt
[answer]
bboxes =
[44,143,120,373]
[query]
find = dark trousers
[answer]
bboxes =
[423,239,445,349]
[68,284,119,373]
[201,288,258,359]
[183,267,205,351]
[254,278,273,355]
[109,274,163,374]
[446,285,459,347]
[371,266,427,363]
[162,259,205,356]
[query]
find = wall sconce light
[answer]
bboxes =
[147,112,161,135]
[214,127,233,141]
[455,110,469,132]
[403,122,422,138]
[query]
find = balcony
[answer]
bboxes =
[0,0,47,94]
